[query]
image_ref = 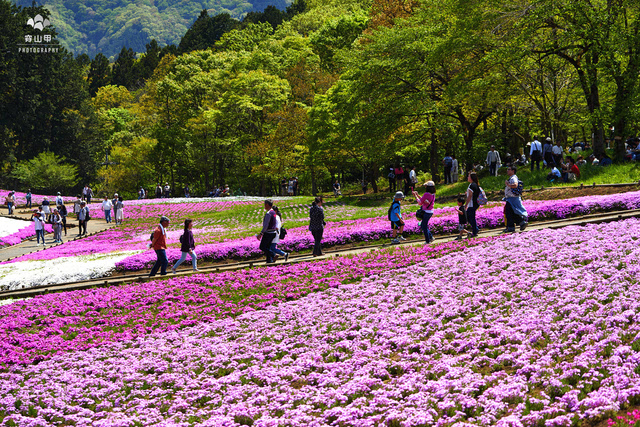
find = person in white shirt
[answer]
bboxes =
[529,137,542,171]
[409,166,418,186]
[102,196,113,223]
[552,141,564,167]
[269,206,290,262]
[486,146,501,176]
[33,212,46,246]
[55,192,63,206]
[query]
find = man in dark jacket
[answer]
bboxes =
[256,199,278,263]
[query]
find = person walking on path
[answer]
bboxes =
[543,137,554,167]
[443,155,453,184]
[58,203,68,236]
[102,196,113,223]
[55,192,64,207]
[77,202,89,236]
[464,171,481,237]
[451,157,459,183]
[389,191,405,244]
[412,181,436,245]
[51,208,63,243]
[172,219,198,273]
[85,186,93,204]
[73,196,82,218]
[115,197,124,225]
[5,192,15,215]
[309,197,325,256]
[150,216,170,277]
[112,193,119,221]
[33,211,46,246]
[502,165,528,233]
[530,136,543,171]
[270,206,290,262]
[25,189,32,208]
[456,196,471,240]
[394,165,404,190]
[257,200,278,263]
[82,185,89,201]
[41,197,51,222]
[486,146,501,177]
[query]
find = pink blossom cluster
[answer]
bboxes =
[1,219,640,425]
[608,409,640,427]
[0,223,53,247]
[88,199,254,221]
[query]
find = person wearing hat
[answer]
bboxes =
[486,145,501,177]
[150,216,170,276]
[41,196,51,222]
[543,137,554,168]
[412,181,436,245]
[389,191,406,244]
[32,211,46,246]
[55,192,63,207]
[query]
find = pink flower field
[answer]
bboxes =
[1,218,640,426]
[4,190,640,272]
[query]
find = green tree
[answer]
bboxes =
[111,47,139,90]
[12,152,79,193]
[88,53,111,96]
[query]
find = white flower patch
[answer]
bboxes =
[0,217,30,238]
[0,297,29,307]
[0,251,142,291]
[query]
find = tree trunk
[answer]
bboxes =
[429,128,439,183]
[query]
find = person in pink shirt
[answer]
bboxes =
[412,180,436,245]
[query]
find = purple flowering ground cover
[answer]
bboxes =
[0,240,486,367]
[1,219,640,426]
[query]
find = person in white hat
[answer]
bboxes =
[412,181,436,245]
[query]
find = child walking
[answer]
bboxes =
[389,191,405,244]
[455,196,471,240]
[172,219,198,273]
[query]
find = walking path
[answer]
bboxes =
[0,208,115,263]
[2,208,638,300]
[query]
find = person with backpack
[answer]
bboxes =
[443,155,453,184]
[464,171,482,238]
[150,216,170,276]
[412,181,436,245]
[257,199,278,263]
[388,167,396,193]
[503,165,528,233]
[172,219,198,273]
[389,191,405,244]
[270,206,290,262]
[309,197,325,256]
[25,189,32,208]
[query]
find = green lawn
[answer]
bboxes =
[435,162,640,198]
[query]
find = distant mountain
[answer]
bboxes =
[15,0,291,58]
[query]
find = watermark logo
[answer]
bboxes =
[19,13,59,54]
[27,14,51,31]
